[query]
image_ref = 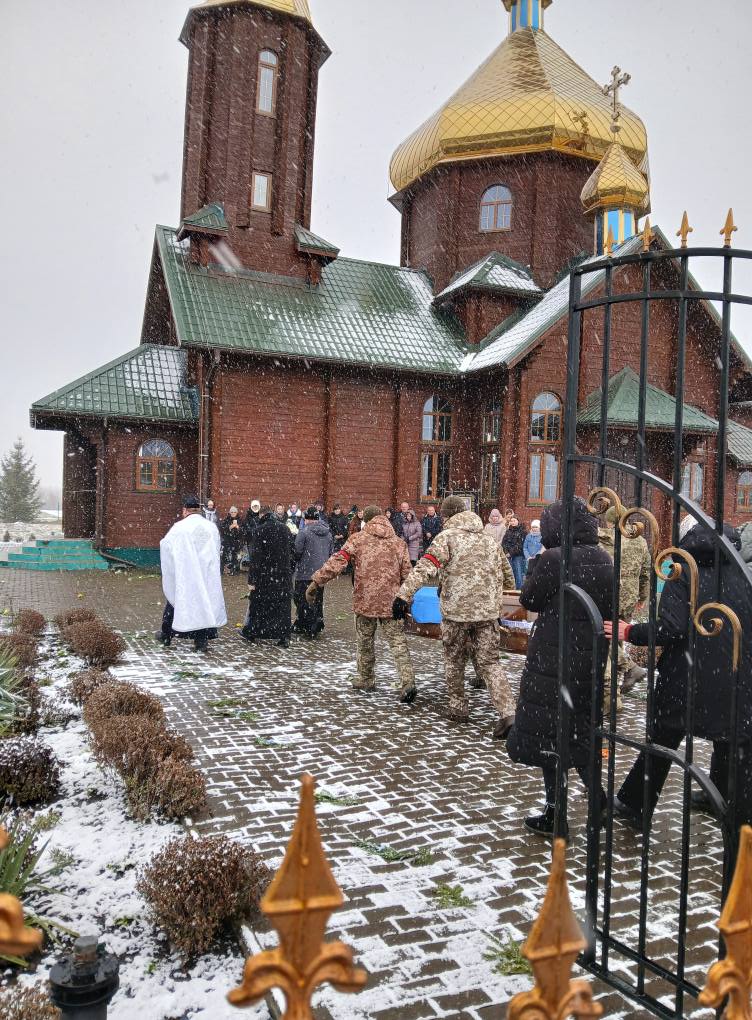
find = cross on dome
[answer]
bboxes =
[603,66,632,134]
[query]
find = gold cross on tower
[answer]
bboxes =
[603,66,632,134]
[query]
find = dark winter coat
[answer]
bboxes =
[502,524,527,559]
[245,516,293,639]
[628,524,752,741]
[421,512,443,548]
[219,514,244,552]
[507,498,614,770]
[329,513,349,550]
[243,509,261,539]
[401,513,423,561]
[293,520,333,583]
[739,521,752,565]
[388,510,405,539]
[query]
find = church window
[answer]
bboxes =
[738,471,752,511]
[256,50,279,115]
[480,396,502,503]
[528,392,561,504]
[421,396,453,500]
[136,439,176,493]
[681,458,704,503]
[480,185,512,232]
[251,172,272,212]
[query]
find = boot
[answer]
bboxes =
[400,684,417,705]
[443,707,469,723]
[155,631,171,647]
[524,806,569,840]
[277,637,290,649]
[194,636,209,653]
[468,676,485,690]
[690,789,714,814]
[350,676,376,692]
[621,664,647,694]
[613,797,643,831]
[492,715,514,741]
[240,627,256,644]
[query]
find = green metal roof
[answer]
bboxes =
[31,345,198,424]
[156,225,467,374]
[578,367,719,432]
[177,202,228,240]
[728,419,752,466]
[294,224,340,257]
[433,252,542,305]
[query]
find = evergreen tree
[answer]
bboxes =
[0,438,42,522]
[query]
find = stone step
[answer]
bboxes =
[0,539,110,572]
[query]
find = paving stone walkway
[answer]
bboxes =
[0,567,725,1019]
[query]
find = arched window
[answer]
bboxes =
[738,471,752,511]
[256,50,279,115]
[136,439,176,493]
[481,396,502,502]
[421,396,453,500]
[480,185,512,232]
[528,392,561,504]
[681,450,705,504]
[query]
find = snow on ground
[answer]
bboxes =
[2,634,272,1020]
[0,520,63,543]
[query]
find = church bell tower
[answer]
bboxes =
[178,0,332,279]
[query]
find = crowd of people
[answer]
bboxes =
[156,492,752,841]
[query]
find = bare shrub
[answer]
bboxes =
[0,634,38,669]
[0,986,61,1019]
[83,681,164,728]
[64,623,125,668]
[149,755,207,820]
[13,609,46,637]
[0,737,61,805]
[138,835,271,958]
[67,668,112,706]
[53,608,99,630]
[88,713,191,779]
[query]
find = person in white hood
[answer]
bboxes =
[157,494,227,653]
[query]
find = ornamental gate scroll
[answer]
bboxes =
[556,213,752,1018]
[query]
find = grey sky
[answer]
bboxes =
[2,0,751,488]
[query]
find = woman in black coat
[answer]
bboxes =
[609,519,752,829]
[507,497,613,837]
[242,507,293,647]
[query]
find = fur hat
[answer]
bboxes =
[183,494,201,509]
[363,505,382,523]
[304,506,319,520]
[531,519,541,529]
[441,495,467,519]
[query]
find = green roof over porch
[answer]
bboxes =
[577,367,719,432]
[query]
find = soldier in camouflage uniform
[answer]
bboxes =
[307,506,417,703]
[393,495,516,738]
[599,505,652,696]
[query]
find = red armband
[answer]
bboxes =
[424,553,441,569]
[337,550,351,563]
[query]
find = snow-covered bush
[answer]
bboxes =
[0,737,61,805]
[0,634,38,669]
[67,668,112,706]
[83,680,164,728]
[147,755,207,821]
[53,607,99,630]
[64,622,125,668]
[138,835,271,958]
[0,985,60,1018]
[13,609,46,637]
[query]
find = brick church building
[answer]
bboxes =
[31,0,752,565]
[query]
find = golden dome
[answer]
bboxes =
[389,27,648,194]
[581,139,651,215]
[180,0,314,46]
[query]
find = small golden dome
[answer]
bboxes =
[389,27,648,194]
[181,0,314,46]
[580,139,651,215]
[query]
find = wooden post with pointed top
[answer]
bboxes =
[699,824,752,1020]
[677,211,693,249]
[721,208,738,247]
[227,775,367,1017]
[0,827,43,959]
[507,839,602,1020]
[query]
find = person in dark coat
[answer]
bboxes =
[244,499,261,538]
[329,504,349,553]
[385,507,403,538]
[421,505,443,550]
[293,508,333,637]
[506,497,613,837]
[219,506,244,574]
[608,517,752,829]
[502,517,528,589]
[242,506,293,647]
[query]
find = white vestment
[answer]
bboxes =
[160,513,227,633]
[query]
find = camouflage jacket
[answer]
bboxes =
[312,515,411,618]
[598,526,652,616]
[397,511,515,622]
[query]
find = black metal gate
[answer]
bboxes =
[555,223,752,1018]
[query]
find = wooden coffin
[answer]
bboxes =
[405,591,534,656]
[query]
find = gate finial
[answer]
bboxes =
[227,774,367,1016]
[721,208,738,247]
[641,217,653,253]
[507,839,602,1020]
[699,825,752,1019]
[677,211,693,249]
[604,225,615,257]
[0,828,43,958]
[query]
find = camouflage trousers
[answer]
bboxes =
[355,615,415,694]
[441,620,515,719]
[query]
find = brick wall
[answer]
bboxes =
[402,153,594,293]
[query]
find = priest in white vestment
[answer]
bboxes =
[157,495,227,652]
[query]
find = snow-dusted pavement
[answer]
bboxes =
[0,569,726,1019]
